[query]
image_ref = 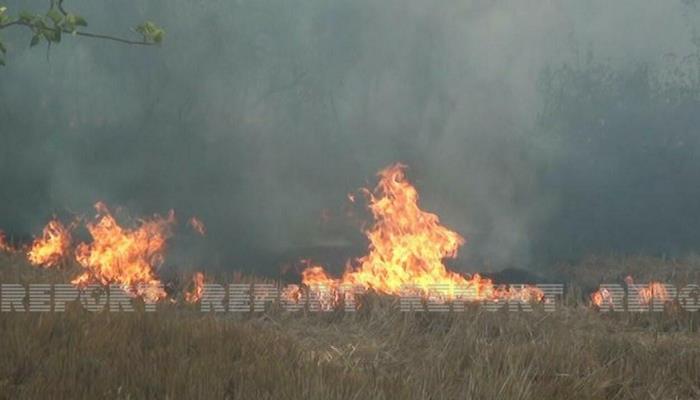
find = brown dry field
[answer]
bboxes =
[1,253,700,399]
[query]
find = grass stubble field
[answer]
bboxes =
[1,253,700,399]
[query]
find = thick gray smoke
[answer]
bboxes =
[1,0,699,273]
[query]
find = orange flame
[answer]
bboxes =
[626,275,670,306]
[188,217,206,236]
[27,218,72,268]
[590,287,612,307]
[636,282,669,305]
[296,163,543,308]
[0,230,15,253]
[185,272,205,303]
[72,202,174,302]
[590,275,671,308]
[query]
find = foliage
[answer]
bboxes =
[135,21,164,44]
[0,2,164,66]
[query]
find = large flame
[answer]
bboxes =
[297,163,542,307]
[72,202,174,302]
[27,218,72,268]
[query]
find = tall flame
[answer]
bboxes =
[72,202,174,302]
[27,218,72,268]
[298,163,542,306]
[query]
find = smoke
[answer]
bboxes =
[0,0,698,272]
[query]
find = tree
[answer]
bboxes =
[0,0,164,65]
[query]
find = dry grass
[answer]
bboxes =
[1,254,700,399]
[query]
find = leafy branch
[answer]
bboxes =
[0,2,164,66]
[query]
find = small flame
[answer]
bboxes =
[636,282,669,305]
[590,287,612,307]
[590,275,671,308]
[626,275,670,306]
[27,218,72,268]
[188,217,206,236]
[185,272,205,303]
[294,163,543,309]
[0,230,15,253]
[72,202,174,302]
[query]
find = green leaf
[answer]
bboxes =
[47,9,63,25]
[135,21,165,44]
[64,14,87,32]
[0,40,5,54]
[19,11,34,23]
[153,29,164,44]
[0,58,5,66]
[29,34,40,47]
[46,28,60,43]
[74,15,87,27]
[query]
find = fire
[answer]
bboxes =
[27,218,72,268]
[590,287,612,307]
[185,272,205,303]
[626,275,670,306]
[188,217,206,236]
[636,282,669,305]
[72,202,174,302]
[0,230,15,253]
[590,275,671,308]
[296,163,543,308]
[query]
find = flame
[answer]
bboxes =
[27,218,72,268]
[590,275,671,308]
[0,230,15,253]
[626,275,670,306]
[72,202,174,302]
[185,272,205,303]
[590,287,612,307]
[636,282,669,305]
[188,217,206,236]
[295,163,543,308]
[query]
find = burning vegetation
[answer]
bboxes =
[0,230,14,253]
[27,218,72,268]
[294,163,543,308]
[590,275,672,308]
[72,202,175,302]
[5,164,683,311]
[185,272,205,303]
[0,164,548,306]
[624,275,671,306]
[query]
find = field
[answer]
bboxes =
[1,254,700,399]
